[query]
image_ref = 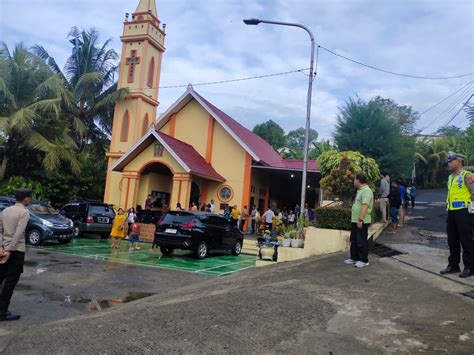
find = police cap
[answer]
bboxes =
[446,152,466,163]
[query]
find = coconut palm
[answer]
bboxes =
[309,140,335,159]
[414,139,448,185]
[33,27,128,152]
[0,43,80,180]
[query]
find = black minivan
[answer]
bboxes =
[154,211,243,259]
[60,201,115,239]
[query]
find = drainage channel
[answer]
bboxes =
[370,243,407,258]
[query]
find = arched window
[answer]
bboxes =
[142,113,149,136]
[147,57,155,88]
[120,111,130,142]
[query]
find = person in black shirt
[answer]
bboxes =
[388,180,402,235]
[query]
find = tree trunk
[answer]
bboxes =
[0,157,8,181]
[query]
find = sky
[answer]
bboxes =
[1,0,473,140]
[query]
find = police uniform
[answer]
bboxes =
[441,153,474,278]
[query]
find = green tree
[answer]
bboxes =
[285,127,318,157]
[0,43,79,180]
[309,139,335,159]
[252,120,286,149]
[334,97,415,175]
[33,27,128,152]
[414,139,448,186]
[372,96,419,135]
[436,125,463,137]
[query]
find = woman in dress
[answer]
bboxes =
[110,208,127,249]
[126,208,137,237]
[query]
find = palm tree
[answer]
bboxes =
[414,139,448,185]
[0,43,80,180]
[33,27,128,152]
[309,140,335,159]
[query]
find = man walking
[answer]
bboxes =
[440,152,474,278]
[344,174,374,268]
[0,188,32,321]
[379,172,390,223]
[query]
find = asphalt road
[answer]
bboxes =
[407,188,447,233]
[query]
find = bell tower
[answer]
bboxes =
[104,0,165,205]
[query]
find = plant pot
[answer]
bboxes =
[290,238,300,248]
[282,238,291,247]
[259,246,275,261]
[298,239,305,248]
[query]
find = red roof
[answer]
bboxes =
[194,92,319,172]
[195,92,287,168]
[157,132,225,181]
[283,160,319,172]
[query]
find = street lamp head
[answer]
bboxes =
[243,18,261,25]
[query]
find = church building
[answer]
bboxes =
[104,0,320,215]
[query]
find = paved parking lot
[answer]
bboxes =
[34,238,257,276]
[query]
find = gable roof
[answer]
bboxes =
[111,129,225,182]
[155,85,319,172]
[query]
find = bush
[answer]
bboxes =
[316,207,352,231]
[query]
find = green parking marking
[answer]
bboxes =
[32,238,256,276]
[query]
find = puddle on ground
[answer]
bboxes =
[15,283,35,291]
[70,292,156,310]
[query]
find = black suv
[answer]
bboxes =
[59,200,115,239]
[154,211,244,259]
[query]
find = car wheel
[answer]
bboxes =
[58,238,72,245]
[194,241,208,259]
[27,229,43,246]
[73,225,81,238]
[231,240,242,256]
[160,247,173,255]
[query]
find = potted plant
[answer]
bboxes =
[281,230,292,247]
[291,214,306,248]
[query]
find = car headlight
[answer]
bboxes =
[68,219,74,228]
[42,219,54,227]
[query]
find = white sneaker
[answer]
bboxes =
[344,259,357,265]
[354,261,369,268]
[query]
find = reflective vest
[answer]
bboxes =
[447,170,472,211]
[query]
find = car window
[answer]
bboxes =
[0,201,11,211]
[29,203,59,215]
[162,213,193,225]
[63,204,79,214]
[215,216,230,227]
[89,204,114,215]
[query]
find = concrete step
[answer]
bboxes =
[242,239,259,255]
[256,260,275,267]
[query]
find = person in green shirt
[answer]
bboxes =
[345,173,374,268]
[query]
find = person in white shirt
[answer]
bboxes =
[288,211,296,227]
[263,208,274,230]
[210,200,215,213]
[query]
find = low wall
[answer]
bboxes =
[276,222,386,264]
[138,223,155,242]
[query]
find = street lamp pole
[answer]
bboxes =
[243,18,315,216]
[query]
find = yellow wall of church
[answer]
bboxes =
[105,170,124,208]
[173,100,209,158]
[209,122,248,211]
[123,143,185,174]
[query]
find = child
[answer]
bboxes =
[129,217,140,251]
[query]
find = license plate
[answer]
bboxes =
[165,228,177,234]
[97,217,109,223]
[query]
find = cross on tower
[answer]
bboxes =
[126,50,141,83]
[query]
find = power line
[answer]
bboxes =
[318,45,474,80]
[129,68,310,90]
[430,94,474,131]
[418,86,473,133]
[419,81,473,116]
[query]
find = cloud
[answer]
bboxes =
[1,0,473,139]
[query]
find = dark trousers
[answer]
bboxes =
[350,223,369,263]
[0,251,25,314]
[239,219,246,232]
[447,209,474,270]
[411,197,416,208]
[231,218,239,228]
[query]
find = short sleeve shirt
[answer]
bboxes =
[351,185,374,224]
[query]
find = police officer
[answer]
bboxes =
[440,152,474,278]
